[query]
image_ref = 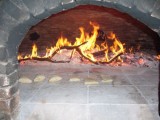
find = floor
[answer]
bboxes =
[16,62,159,120]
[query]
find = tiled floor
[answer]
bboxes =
[17,63,159,120]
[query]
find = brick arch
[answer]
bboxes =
[0,0,160,119]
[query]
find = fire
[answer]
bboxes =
[31,43,38,58]
[18,22,125,64]
[156,55,160,60]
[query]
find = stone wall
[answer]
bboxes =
[0,0,160,119]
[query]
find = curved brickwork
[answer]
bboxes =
[0,0,160,119]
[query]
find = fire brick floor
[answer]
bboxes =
[17,62,159,120]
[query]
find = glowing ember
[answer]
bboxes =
[156,55,160,60]
[17,22,125,64]
[138,58,144,65]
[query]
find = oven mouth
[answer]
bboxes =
[18,5,160,68]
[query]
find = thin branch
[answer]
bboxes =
[18,42,88,63]
[76,47,123,64]
[18,41,123,64]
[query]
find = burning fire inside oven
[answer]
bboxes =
[18,21,160,66]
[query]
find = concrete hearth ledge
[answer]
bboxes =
[0,0,159,119]
[17,63,159,120]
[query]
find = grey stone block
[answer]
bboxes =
[89,86,147,104]
[153,0,160,10]
[0,70,18,87]
[61,0,77,10]
[0,46,7,62]
[103,0,118,3]
[3,0,30,23]
[22,0,45,17]
[76,0,90,5]
[6,61,18,75]
[6,29,28,60]
[9,0,29,12]
[62,0,75,4]
[19,103,87,120]
[0,0,3,6]
[118,0,134,8]
[48,6,64,15]
[35,9,52,20]
[44,0,61,10]
[1,107,19,120]
[114,3,133,14]
[29,84,87,103]
[137,86,158,104]
[0,29,9,45]
[89,0,104,6]
[90,105,155,120]
[0,112,5,120]
[25,16,42,26]
[125,6,160,29]
[151,8,160,19]
[144,15,160,29]
[102,0,117,8]
[138,14,160,29]
[8,24,29,44]
[0,92,19,113]
[0,81,19,99]
[134,0,157,13]
[0,10,19,32]
[43,0,64,15]
[10,23,30,35]
[0,62,9,75]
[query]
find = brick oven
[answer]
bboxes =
[0,0,160,120]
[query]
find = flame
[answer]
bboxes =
[31,43,38,58]
[56,35,71,48]
[156,55,160,60]
[18,22,125,64]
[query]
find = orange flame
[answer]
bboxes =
[18,22,125,63]
[156,55,160,60]
[31,43,38,58]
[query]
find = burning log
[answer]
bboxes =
[76,47,123,64]
[18,42,88,63]
[18,57,70,63]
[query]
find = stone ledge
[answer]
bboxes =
[0,91,19,113]
[0,81,19,99]
[0,70,18,87]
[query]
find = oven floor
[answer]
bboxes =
[17,63,159,120]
